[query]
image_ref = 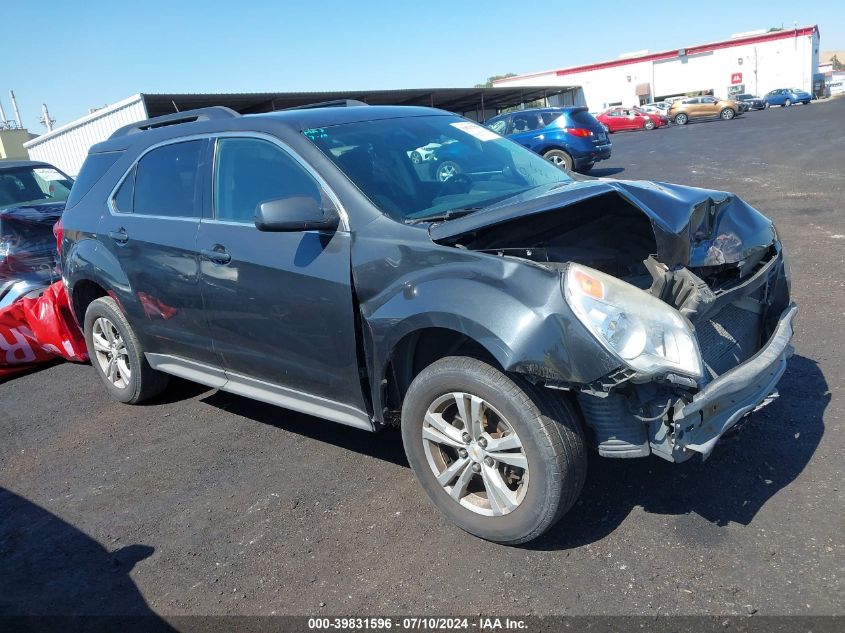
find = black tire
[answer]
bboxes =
[576,162,594,174]
[674,112,689,125]
[643,119,655,130]
[401,356,587,544]
[720,108,735,120]
[542,149,573,171]
[84,296,169,404]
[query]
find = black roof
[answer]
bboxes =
[0,159,55,171]
[139,87,577,118]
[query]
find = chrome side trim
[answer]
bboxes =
[145,353,374,431]
[146,353,228,388]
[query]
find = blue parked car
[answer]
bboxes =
[763,88,812,107]
[482,107,611,173]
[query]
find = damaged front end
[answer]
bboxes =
[432,180,795,463]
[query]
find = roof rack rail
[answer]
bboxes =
[283,99,369,111]
[109,106,240,138]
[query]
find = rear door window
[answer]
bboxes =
[510,113,543,134]
[133,140,203,218]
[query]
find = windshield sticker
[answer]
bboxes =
[303,127,328,141]
[450,121,500,142]
[33,168,66,182]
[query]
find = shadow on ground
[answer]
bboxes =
[0,488,174,630]
[589,167,625,177]
[198,355,825,552]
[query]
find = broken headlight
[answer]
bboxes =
[563,264,702,380]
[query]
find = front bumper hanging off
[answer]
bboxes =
[667,303,797,462]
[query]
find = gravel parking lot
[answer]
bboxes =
[1,97,843,619]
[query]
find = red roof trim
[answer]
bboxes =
[495,26,819,83]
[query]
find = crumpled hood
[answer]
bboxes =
[429,179,776,268]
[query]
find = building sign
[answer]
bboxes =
[727,84,745,96]
[731,72,743,85]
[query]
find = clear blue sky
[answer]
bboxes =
[5,0,843,129]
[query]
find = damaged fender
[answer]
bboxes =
[351,218,620,423]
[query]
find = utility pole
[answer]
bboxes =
[40,103,55,131]
[10,90,23,128]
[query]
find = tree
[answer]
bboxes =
[475,73,518,88]
[831,54,844,71]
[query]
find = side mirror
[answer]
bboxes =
[254,196,339,232]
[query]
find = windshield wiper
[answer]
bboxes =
[405,207,483,224]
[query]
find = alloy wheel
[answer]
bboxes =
[91,317,131,389]
[436,162,459,181]
[421,392,529,516]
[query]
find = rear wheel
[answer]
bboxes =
[542,149,573,171]
[720,108,735,120]
[674,113,689,125]
[84,297,169,404]
[401,356,587,544]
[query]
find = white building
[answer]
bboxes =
[494,26,820,112]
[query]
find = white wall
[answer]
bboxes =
[23,95,147,177]
[496,29,819,112]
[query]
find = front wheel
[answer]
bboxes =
[401,357,587,544]
[542,149,573,171]
[720,108,735,120]
[674,113,689,125]
[784,98,792,107]
[410,151,422,164]
[644,119,655,130]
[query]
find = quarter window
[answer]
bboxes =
[113,166,135,213]
[133,140,203,218]
[213,137,322,224]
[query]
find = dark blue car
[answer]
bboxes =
[763,88,812,107]
[482,107,611,173]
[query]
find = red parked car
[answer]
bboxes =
[597,108,667,132]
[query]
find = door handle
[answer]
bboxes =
[108,228,129,244]
[201,246,232,265]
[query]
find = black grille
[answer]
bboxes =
[696,303,762,378]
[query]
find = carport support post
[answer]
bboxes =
[480,92,484,120]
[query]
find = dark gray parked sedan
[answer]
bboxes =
[59,104,795,544]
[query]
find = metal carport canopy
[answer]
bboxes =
[140,87,577,119]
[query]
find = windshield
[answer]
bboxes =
[0,165,73,210]
[303,115,573,222]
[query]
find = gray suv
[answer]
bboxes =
[60,104,795,544]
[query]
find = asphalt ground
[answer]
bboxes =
[1,97,843,619]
